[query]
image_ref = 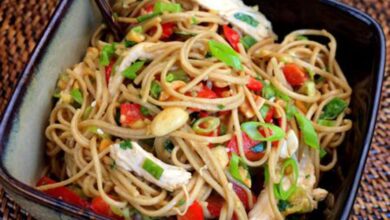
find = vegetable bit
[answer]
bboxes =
[208,40,242,70]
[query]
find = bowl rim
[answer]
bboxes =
[0,0,386,219]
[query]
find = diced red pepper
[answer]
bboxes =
[264,107,275,123]
[120,103,144,126]
[226,133,264,161]
[144,4,154,13]
[197,84,218,99]
[161,22,175,40]
[232,182,256,210]
[206,193,224,217]
[105,59,116,84]
[223,25,240,52]
[36,176,88,208]
[91,196,122,220]
[177,200,204,220]
[246,77,263,92]
[282,63,308,87]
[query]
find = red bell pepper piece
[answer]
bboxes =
[105,59,116,84]
[91,196,122,220]
[232,182,257,210]
[177,200,204,220]
[206,193,224,217]
[161,22,175,40]
[197,84,218,99]
[264,106,275,123]
[144,4,154,13]
[226,133,264,161]
[246,77,263,92]
[120,103,144,126]
[282,63,308,87]
[36,176,88,208]
[223,25,240,52]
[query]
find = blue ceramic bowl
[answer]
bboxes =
[0,0,386,219]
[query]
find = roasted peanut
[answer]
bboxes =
[150,107,189,136]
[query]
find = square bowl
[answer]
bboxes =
[0,0,386,219]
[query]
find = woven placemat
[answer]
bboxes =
[0,0,388,219]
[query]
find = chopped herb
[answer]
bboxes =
[294,112,320,149]
[262,83,275,100]
[140,106,150,116]
[305,174,311,179]
[82,106,93,120]
[154,1,182,13]
[217,104,225,110]
[166,70,190,82]
[191,17,199,25]
[220,124,227,135]
[241,35,257,50]
[150,81,162,99]
[142,158,164,180]
[132,26,143,33]
[320,98,348,120]
[124,40,136,48]
[278,200,291,212]
[137,12,159,23]
[273,85,291,101]
[120,140,133,150]
[307,68,315,80]
[234,12,259,27]
[99,43,116,66]
[208,40,242,70]
[122,60,145,80]
[110,160,117,170]
[285,102,297,120]
[176,199,186,206]
[318,119,336,127]
[70,88,83,105]
[296,35,308,41]
[164,140,174,153]
[260,104,270,119]
[250,143,265,153]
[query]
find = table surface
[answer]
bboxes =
[0,0,389,219]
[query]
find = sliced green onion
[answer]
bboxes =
[82,106,93,120]
[192,117,220,134]
[234,12,259,27]
[208,40,242,70]
[262,82,275,100]
[99,43,116,66]
[150,81,161,99]
[273,85,291,101]
[154,1,182,13]
[229,154,248,185]
[241,35,257,50]
[217,104,225,110]
[120,140,132,150]
[70,88,83,105]
[285,102,297,120]
[241,121,285,142]
[317,119,336,127]
[137,12,159,23]
[307,68,315,80]
[122,61,145,80]
[260,104,270,119]
[191,17,199,25]
[124,40,136,48]
[294,112,319,149]
[132,26,143,33]
[301,81,316,97]
[278,158,299,200]
[166,69,190,82]
[320,147,327,159]
[142,158,164,180]
[140,106,150,116]
[164,139,174,153]
[277,200,291,212]
[88,126,110,139]
[296,35,308,41]
[319,98,348,120]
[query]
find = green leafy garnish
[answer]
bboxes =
[150,81,162,99]
[120,140,133,150]
[262,82,275,100]
[260,104,270,119]
[317,119,336,127]
[320,147,327,159]
[124,40,136,48]
[122,61,145,80]
[154,1,182,13]
[241,35,257,50]
[294,112,319,149]
[191,17,199,25]
[276,158,299,200]
[241,121,285,142]
[164,139,174,153]
[99,43,116,66]
[142,158,164,180]
[285,102,297,120]
[278,200,291,212]
[229,154,249,185]
[70,88,83,105]
[320,98,348,120]
[217,104,225,110]
[234,12,259,27]
[208,40,242,70]
[296,35,308,41]
[140,106,150,116]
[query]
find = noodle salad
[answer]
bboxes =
[37,0,353,219]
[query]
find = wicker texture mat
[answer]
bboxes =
[0,0,388,219]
